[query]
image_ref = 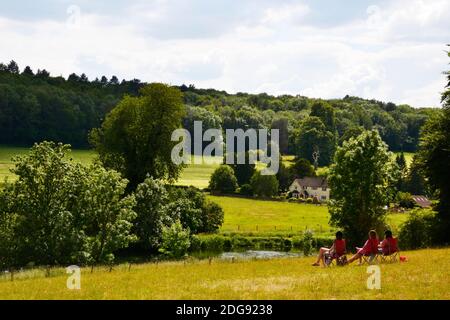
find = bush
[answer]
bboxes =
[0,142,137,267]
[167,186,224,234]
[188,235,202,252]
[305,198,313,204]
[399,209,437,249]
[250,171,279,198]
[200,235,226,252]
[302,230,314,256]
[208,165,238,194]
[201,200,224,233]
[239,184,253,196]
[159,221,191,258]
[396,192,415,209]
[133,177,172,250]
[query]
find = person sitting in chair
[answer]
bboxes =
[312,231,346,266]
[380,230,398,255]
[345,230,379,265]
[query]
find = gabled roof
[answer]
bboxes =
[411,195,431,208]
[292,177,328,188]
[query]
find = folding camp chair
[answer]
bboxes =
[324,252,347,267]
[361,253,379,265]
[378,238,399,263]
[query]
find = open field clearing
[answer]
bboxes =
[0,248,448,300]
[0,145,95,182]
[208,195,408,235]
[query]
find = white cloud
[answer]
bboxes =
[0,0,448,107]
[261,3,310,24]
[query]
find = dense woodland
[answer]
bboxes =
[0,60,438,161]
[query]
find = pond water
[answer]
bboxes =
[216,250,303,261]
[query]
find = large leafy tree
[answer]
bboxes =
[209,165,238,194]
[250,171,279,198]
[90,83,185,190]
[417,47,450,242]
[0,142,136,267]
[294,116,336,166]
[133,177,172,250]
[228,151,256,186]
[310,100,336,133]
[329,130,396,246]
[290,157,316,179]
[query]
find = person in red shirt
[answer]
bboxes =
[380,230,398,255]
[346,230,379,265]
[312,231,346,266]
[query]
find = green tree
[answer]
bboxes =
[417,49,450,242]
[0,184,20,270]
[0,142,137,266]
[228,151,256,186]
[167,187,224,234]
[90,83,185,190]
[329,130,396,247]
[80,164,137,264]
[10,142,89,265]
[209,165,238,194]
[395,152,408,192]
[310,100,336,132]
[133,177,172,250]
[250,171,279,198]
[159,220,191,259]
[405,155,428,195]
[276,161,293,192]
[291,157,316,179]
[7,60,19,74]
[294,116,336,166]
[271,117,289,154]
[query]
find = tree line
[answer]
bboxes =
[0,60,437,160]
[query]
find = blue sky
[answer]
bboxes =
[0,0,449,107]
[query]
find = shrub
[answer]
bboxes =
[188,235,202,252]
[239,184,253,196]
[250,171,279,198]
[200,235,226,252]
[396,192,415,209]
[208,165,238,194]
[305,198,313,204]
[201,200,224,233]
[159,221,191,258]
[167,186,224,234]
[399,209,437,249]
[302,230,314,256]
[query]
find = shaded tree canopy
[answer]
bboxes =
[0,60,438,155]
[329,130,396,246]
[90,83,185,190]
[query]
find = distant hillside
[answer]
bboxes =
[0,60,438,151]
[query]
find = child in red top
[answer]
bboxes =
[312,231,346,266]
[380,230,398,255]
[346,230,379,265]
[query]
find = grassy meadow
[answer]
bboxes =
[209,195,407,235]
[0,145,95,182]
[0,248,448,299]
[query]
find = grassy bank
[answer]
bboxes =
[0,248,448,299]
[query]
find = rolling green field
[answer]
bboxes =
[0,248,448,299]
[208,195,407,235]
[0,146,408,235]
[0,145,95,182]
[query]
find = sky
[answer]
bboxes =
[0,0,449,107]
